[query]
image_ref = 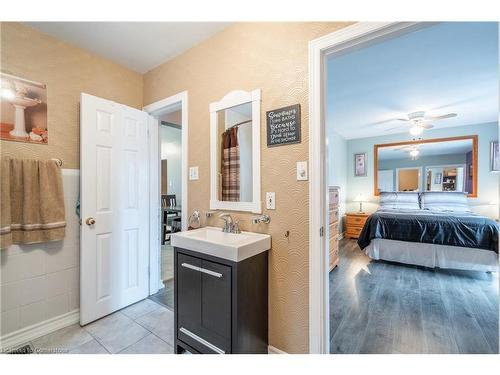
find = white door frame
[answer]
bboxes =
[143,91,188,295]
[308,22,426,354]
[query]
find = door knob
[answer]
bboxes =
[85,217,96,226]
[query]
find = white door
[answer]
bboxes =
[80,93,151,325]
[377,170,394,193]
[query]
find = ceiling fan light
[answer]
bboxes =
[409,149,420,158]
[409,125,424,136]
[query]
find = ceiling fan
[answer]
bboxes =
[393,144,420,159]
[386,111,457,136]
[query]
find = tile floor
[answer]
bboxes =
[20,299,174,354]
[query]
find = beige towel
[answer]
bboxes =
[1,157,66,249]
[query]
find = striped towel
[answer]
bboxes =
[1,157,66,249]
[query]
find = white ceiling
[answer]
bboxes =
[378,139,473,160]
[327,22,499,140]
[25,22,232,73]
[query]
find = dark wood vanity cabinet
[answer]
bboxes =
[174,247,268,354]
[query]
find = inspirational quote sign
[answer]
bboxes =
[266,104,301,147]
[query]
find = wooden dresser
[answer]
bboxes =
[329,186,340,270]
[345,212,369,239]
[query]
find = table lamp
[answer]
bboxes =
[353,193,365,213]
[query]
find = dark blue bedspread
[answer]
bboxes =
[357,209,499,253]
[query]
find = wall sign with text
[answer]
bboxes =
[266,104,301,147]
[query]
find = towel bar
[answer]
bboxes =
[51,158,63,167]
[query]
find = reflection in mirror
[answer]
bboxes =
[216,102,253,202]
[376,137,475,195]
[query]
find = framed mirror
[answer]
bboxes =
[209,89,262,213]
[374,135,478,197]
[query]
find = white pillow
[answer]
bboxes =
[379,192,420,210]
[420,192,471,213]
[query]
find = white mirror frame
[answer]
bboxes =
[209,89,262,213]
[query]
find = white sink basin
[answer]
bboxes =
[171,226,271,262]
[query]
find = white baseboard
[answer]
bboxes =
[0,309,79,350]
[268,345,288,354]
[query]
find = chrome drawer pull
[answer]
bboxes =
[179,327,225,354]
[181,262,223,278]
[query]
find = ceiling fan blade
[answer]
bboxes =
[360,118,406,128]
[421,123,434,129]
[426,113,457,121]
[395,118,409,122]
[385,125,406,131]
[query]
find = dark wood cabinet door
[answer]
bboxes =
[176,252,231,354]
[199,260,231,350]
[177,253,202,334]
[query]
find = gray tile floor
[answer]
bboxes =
[24,299,174,354]
[330,239,499,354]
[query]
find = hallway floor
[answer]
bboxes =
[17,299,174,354]
[161,244,174,282]
[149,279,174,310]
[330,239,499,354]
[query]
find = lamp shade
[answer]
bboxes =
[353,193,365,202]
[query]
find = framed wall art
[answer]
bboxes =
[0,72,48,144]
[354,152,367,177]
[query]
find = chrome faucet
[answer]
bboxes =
[219,213,234,233]
[219,213,242,234]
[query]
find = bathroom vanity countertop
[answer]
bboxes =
[171,226,271,262]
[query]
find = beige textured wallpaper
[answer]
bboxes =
[0,23,143,169]
[143,22,351,353]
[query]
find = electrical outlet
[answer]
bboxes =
[189,166,199,180]
[266,192,276,210]
[297,161,308,181]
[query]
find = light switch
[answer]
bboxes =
[189,166,199,180]
[297,161,308,181]
[266,192,276,210]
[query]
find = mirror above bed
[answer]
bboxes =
[374,135,478,197]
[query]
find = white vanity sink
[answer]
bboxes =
[171,226,271,262]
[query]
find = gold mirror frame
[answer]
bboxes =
[374,135,478,197]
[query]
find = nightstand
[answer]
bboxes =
[345,212,369,239]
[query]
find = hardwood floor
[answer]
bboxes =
[330,239,499,354]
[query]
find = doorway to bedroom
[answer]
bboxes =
[324,22,499,354]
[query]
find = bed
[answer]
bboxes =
[357,192,499,272]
